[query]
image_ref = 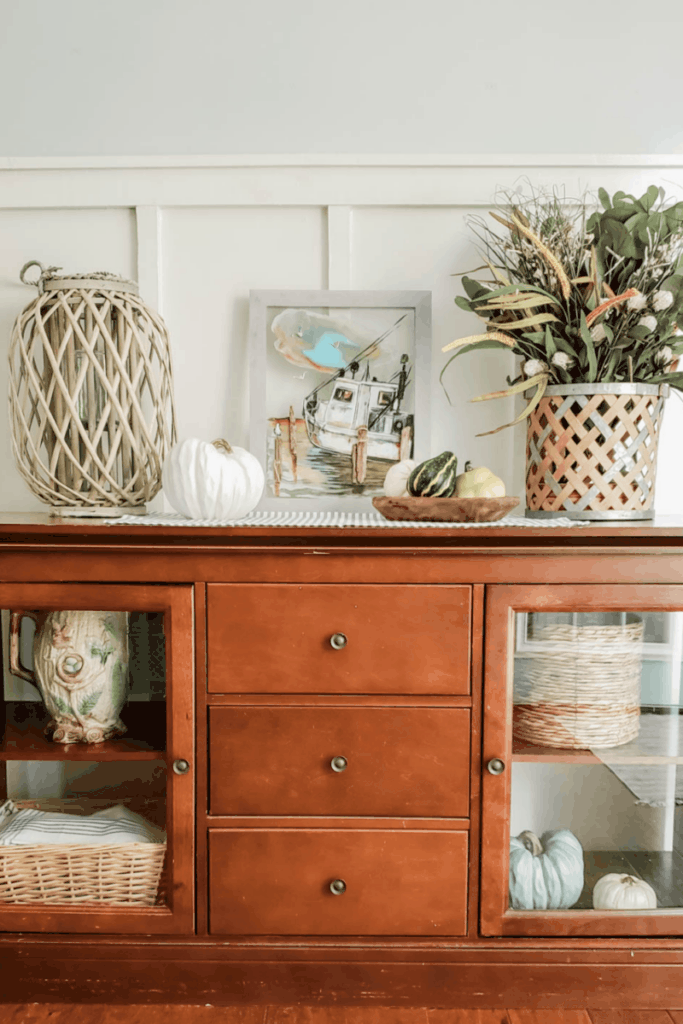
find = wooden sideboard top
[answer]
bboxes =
[1,511,683,548]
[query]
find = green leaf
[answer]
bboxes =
[461,276,491,301]
[579,313,598,381]
[103,617,120,638]
[650,371,683,389]
[111,659,128,710]
[90,644,112,665]
[642,185,660,212]
[53,695,72,716]
[603,351,621,380]
[79,690,103,716]
[455,295,475,312]
[464,282,559,304]
[598,187,611,211]
[544,325,557,360]
[628,326,653,342]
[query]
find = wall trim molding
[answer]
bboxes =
[2,157,682,211]
[2,154,683,170]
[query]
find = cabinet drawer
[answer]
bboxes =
[209,828,468,935]
[209,706,471,817]
[207,584,471,693]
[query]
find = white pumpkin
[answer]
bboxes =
[508,829,584,910]
[383,459,417,497]
[593,874,657,911]
[162,438,265,519]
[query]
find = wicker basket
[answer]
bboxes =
[8,262,176,515]
[513,620,644,749]
[525,383,668,520]
[0,800,166,907]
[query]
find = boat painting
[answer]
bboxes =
[264,305,418,500]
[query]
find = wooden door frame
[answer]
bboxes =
[481,582,683,938]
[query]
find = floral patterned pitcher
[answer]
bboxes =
[9,609,129,743]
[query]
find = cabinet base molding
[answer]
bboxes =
[1,953,683,1007]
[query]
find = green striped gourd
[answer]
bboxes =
[407,452,458,497]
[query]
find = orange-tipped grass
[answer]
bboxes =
[585,287,639,327]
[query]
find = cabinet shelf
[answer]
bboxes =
[0,702,166,761]
[512,737,601,763]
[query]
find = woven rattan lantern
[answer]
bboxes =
[8,262,176,515]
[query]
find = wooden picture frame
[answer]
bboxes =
[248,289,432,511]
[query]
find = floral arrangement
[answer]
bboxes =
[442,184,683,433]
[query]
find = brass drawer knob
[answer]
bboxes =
[173,758,191,775]
[329,879,347,895]
[329,632,348,650]
[330,756,348,773]
[487,758,506,775]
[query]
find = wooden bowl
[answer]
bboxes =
[372,495,520,523]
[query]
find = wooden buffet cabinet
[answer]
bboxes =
[3,513,683,1007]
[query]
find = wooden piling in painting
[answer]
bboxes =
[273,423,282,497]
[288,405,298,481]
[352,425,368,484]
[399,423,413,461]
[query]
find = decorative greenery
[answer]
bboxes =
[78,690,103,716]
[90,643,113,665]
[53,695,73,717]
[442,184,683,433]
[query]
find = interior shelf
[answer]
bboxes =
[0,701,166,760]
[513,712,683,765]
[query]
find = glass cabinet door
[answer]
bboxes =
[0,583,194,934]
[482,584,683,937]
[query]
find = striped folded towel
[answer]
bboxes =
[0,800,165,845]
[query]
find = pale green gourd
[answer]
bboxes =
[509,829,584,910]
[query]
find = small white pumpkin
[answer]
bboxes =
[162,438,265,519]
[593,874,657,911]
[383,459,417,497]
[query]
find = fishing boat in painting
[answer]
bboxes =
[302,318,414,463]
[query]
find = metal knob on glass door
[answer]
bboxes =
[329,879,347,895]
[486,758,506,775]
[330,756,348,772]
[329,632,348,650]
[173,758,191,775]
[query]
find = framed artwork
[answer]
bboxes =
[249,290,431,510]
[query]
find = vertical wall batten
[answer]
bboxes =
[327,206,352,290]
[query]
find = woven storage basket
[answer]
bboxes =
[525,383,668,520]
[0,801,165,907]
[8,262,176,514]
[513,620,644,749]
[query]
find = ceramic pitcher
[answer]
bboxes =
[9,609,129,743]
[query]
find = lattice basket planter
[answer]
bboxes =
[525,383,669,521]
[8,262,177,515]
[513,620,644,750]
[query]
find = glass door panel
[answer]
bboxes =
[0,583,193,934]
[482,586,683,936]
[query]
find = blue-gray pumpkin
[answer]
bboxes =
[509,829,584,910]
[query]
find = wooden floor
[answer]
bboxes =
[2,1010,683,1023]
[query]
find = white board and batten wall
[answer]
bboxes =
[1,155,683,515]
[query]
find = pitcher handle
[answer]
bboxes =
[9,610,39,685]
